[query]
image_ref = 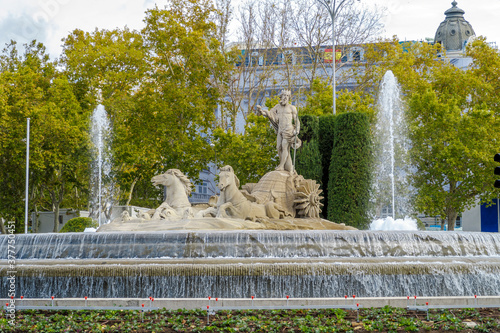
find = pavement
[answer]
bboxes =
[2,296,499,310]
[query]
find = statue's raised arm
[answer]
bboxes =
[255,105,265,116]
[256,104,278,133]
[258,90,301,173]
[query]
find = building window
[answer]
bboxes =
[381,206,393,217]
[348,47,364,62]
[197,181,208,195]
[352,50,361,62]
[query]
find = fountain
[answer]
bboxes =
[1,90,500,300]
[89,104,114,226]
[370,70,416,230]
[372,71,412,219]
[2,231,500,298]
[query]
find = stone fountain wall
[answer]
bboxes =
[2,231,500,298]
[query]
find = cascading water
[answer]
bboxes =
[371,71,414,229]
[2,231,500,298]
[90,104,114,226]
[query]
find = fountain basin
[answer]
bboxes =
[2,230,500,298]
[3,231,499,260]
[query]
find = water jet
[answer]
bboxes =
[89,104,114,226]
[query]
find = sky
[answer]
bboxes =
[373,0,500,43]
[0,0,498,59]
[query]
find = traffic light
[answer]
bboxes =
[495,154,500,188]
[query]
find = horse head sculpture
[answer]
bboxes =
[218,165,239,191]
[149,169,193,219]
[216,165,282,221]
[151,169,192,199]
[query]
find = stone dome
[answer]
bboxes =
[434,1,475,51]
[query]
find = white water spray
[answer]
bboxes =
[372,71,415,229]
[370,216,417,231]
[90,104,113,226]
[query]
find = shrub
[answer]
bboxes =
[295,115,322,190]
[328,112,372,229]
[59,217,98,233]
[295,139,322,186]
[415,217,426,231]
[318,115,337,218]
[298,114,319,143]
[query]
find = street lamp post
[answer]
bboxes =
[25,118,30,234]
[316,0,355,115]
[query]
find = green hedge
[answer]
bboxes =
[295,139,322,185]
[295,115,322,188]
[328,112,372,229]
[59,217,98,233]
[318,115,337,218]
[298,114,319,143]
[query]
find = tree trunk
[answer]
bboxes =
[34,205,39,233]
[50,185,64,233]
[447,210,458,231]
[0,217,6,234]
[126,178,138,207]
[53,202,60,233]
[440,218,445,230]
[445,181,459,231]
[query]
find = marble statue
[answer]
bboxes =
[215,165,284,221]
[100,164,353,231]
[120,210,131,221]
[100,109,351,230]
[256,90,301,173]
[148,169,194,219]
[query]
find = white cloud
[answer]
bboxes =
[0,0,170,57]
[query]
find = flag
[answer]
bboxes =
[324,49,342,63]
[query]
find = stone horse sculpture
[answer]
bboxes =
[148,169,194,219]
[216,165,283,221]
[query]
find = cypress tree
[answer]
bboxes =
[294,115,322,186]
[295,139,322,185]
[298,114,319,142]
[328,113,372,229]
[318,115,336,218]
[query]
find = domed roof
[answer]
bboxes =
[434,1,475,51]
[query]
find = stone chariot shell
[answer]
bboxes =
[244,170,323,218]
